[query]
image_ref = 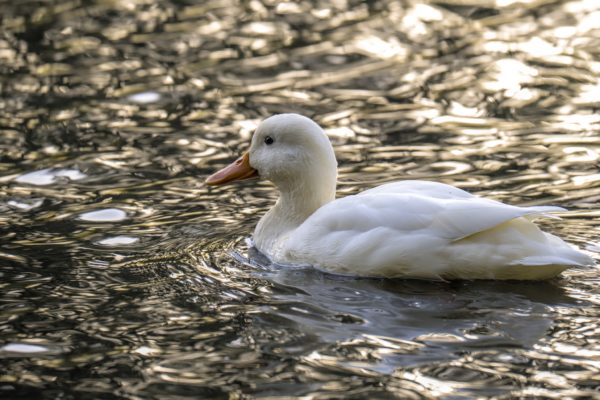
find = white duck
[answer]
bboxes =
[206,114,594,280]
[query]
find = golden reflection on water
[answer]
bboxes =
[0,0,599,398]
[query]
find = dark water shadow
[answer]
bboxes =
[229,246,580,371]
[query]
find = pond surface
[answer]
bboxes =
[1,0,599,398]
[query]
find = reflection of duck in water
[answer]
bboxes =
[207,114,594,280]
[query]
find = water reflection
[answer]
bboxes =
[15,168,87,186]
[78,208,128,222]
[1,343,51,354]
[127,91,161,104]
[0,0,599,398]
[97,236,139,246]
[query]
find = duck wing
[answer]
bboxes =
[320,181,564,241]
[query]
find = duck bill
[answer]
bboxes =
[205,152,258,185]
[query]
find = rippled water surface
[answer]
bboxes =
[1,0,600,398]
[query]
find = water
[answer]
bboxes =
[1,0,599,398]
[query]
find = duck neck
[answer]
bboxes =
[278,178,335,222]
[254,176,336,259]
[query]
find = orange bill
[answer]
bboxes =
[205,152,258,185]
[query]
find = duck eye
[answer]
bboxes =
[264,136,274,145]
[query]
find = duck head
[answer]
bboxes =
[206,114,337,198]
